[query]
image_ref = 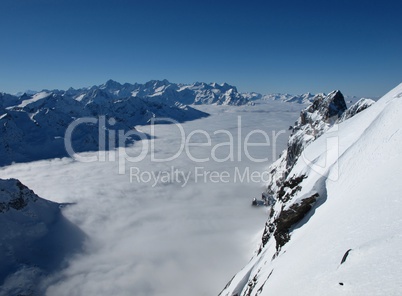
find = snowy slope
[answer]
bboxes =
[219,83,402,296]
[0,178,84,295]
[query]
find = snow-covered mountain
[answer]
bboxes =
[219,83,402,296]
[258,92,316,104]
[0,178,84,295]
[0,83,209,166]
[50,79,250,106]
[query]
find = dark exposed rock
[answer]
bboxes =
[8,196,28,210]
[0,179,38,213]
[340,249,352,264]
[243,275,259,296]
[286,91,347,170]
[265,91,348,201]
[309,90,347,119]
[274,193,318,250]
[260,193,319,253]
[277,174,306,202]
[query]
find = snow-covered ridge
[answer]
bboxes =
[0,178,84,295]
[219,83,402,296]
[56,79,250,106]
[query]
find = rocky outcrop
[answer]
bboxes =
[266,91,348,197]
[286,90,347,169]
[273,193,318,250]
[0,179,38,213]
[262,91,376,254]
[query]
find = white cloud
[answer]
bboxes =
[0,102,300,296]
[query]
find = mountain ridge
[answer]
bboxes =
[219,83,402,296]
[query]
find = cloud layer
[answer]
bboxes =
[0,101,300,295]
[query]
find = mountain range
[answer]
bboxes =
[0,80,218,166]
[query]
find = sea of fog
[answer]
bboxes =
[0,100,302,296]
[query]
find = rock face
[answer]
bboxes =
[262,91,376,257]
[262,192,318,252]
[266,91,348,197]
[219,88,380,296]
[253,92,351,259]
[0,178,85,295]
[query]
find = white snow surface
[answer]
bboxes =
[219,84,402,296]
[17,91,52,108]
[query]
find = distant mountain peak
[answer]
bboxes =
[101,79,122,89]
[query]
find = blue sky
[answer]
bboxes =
[0,0,401,97]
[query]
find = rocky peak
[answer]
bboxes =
[102,79,123,90]
[286,91,347,170]
[305,90,347,122]
[0,179,39,213]
[265,90,348,197]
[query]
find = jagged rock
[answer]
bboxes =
[274,193,319,250]
[261,91,353,253]
[286,90,347,169]
[277,174,306,202]
[0,180,37,213]
[266,91,348,198]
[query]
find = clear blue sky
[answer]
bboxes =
[0,0,401,97]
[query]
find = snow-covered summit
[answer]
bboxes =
[219,83,402,296]
[56,79,249,106]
